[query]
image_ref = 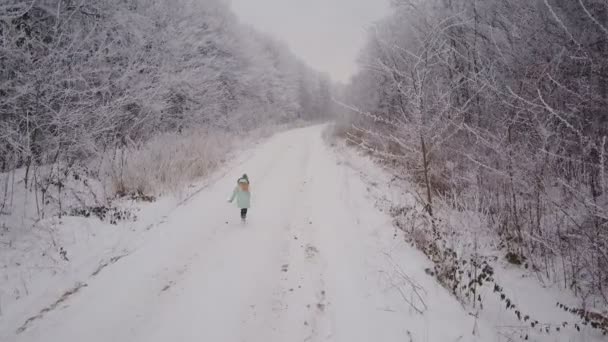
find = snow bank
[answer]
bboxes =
[327,125,607,341]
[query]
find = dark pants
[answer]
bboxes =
[240,208,248,219]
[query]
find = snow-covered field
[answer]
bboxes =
[1,125,605,341]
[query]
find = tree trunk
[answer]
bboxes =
[421,135,433,216]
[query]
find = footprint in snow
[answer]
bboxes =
[305,244,319,259]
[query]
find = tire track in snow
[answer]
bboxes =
[270,135,334,342]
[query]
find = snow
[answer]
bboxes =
[1,125,605,341]
[331,132,608,342]
[0,143,256,336]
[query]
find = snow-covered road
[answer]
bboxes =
[9,125,485,342]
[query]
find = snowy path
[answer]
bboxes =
[8,126,485,342]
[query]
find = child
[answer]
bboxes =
[228,174,251,222]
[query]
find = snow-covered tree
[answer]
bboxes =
[342,0,608,307]
[0,0,334,215]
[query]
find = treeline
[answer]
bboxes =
[0,0,332,176]
[343,0,608,306]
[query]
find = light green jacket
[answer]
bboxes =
[229,186,251,209]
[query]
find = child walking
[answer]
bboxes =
[228,174,251,222]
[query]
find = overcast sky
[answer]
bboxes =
[229,0,389,83]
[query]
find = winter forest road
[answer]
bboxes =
[10,125,485,342]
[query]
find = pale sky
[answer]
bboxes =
[229,0,389,83]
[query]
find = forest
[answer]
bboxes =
[0,0,333,210]
[340,0,608,313]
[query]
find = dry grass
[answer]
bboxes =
[105,129,231,197]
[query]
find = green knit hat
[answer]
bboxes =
[238,174,249,184]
